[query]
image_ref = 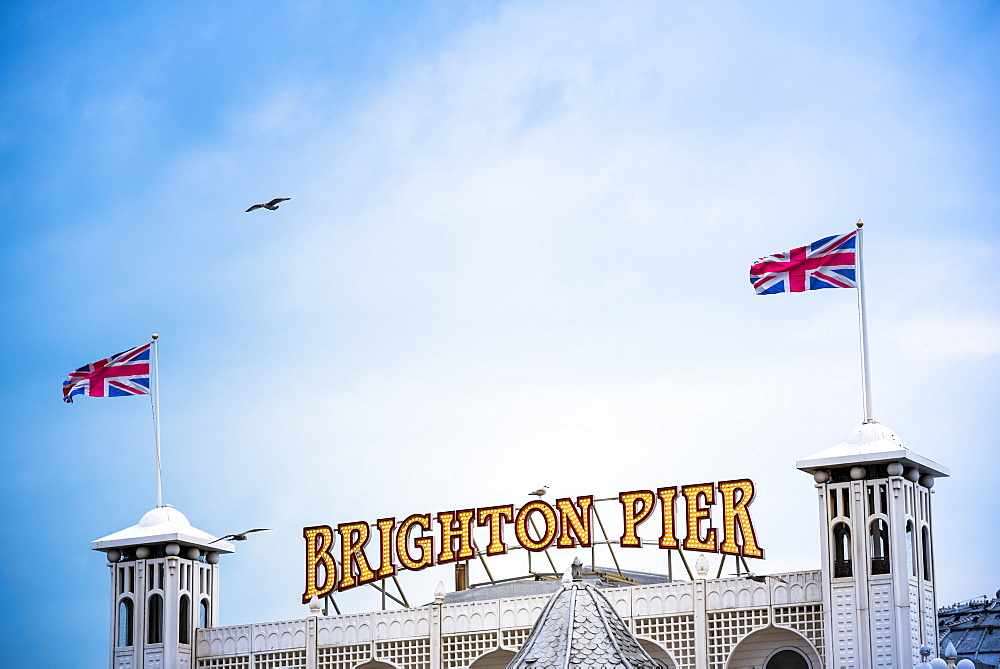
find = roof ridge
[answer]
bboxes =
[562,584,577,669]
[589,584,628,665]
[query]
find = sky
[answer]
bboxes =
[1,1,998,666]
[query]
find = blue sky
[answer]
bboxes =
[1,1,998,666]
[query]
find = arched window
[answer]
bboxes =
[832,523,852,577]
[147,593,163,644]
[869,519,890,575]
[766,648,809,669]
[199,599,211,629]
[179,594,191,644]
[921,526,933,581]
[117,598,134,647]
[906,521,916,576]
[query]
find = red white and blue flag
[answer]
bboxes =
[750,230,858,295]
[63,344,151,403]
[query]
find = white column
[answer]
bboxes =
[108,563,117,669]
[889,474,913,666]
[135,560,148,666]
[306,616,318,669]
[430,600,442,669]
[693,580,708,669]
[816,483,837,666]
[210,563,220,626]
[163,556,180,668]
[851,479,872,669]
[921,485,940,655]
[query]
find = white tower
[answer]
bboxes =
[797,422,948,668]
[92,506,235,669]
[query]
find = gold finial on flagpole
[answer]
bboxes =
[151,332,159,340]
[856,219,864,229]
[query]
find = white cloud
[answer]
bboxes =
[890,314,1000,360]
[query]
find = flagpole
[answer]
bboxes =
[152,332,163,507]
[855,221,875,423]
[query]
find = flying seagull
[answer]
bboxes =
[743,573,787,584]
[211,528,271,544]
[529,486,549,498]
[245,198,290,212]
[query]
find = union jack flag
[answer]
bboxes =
[750,231,857,295]
[63,343,151,403]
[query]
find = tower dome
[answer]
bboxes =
[796,421,948,480]
[91,505,235,554]
[137,504,191,529]
[842,421,904,448]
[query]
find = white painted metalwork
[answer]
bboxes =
[194,572,825,669]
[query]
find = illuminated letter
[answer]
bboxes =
[337,521,376,590]
[657,487,679,549]
[557,496,593,548]
[619,490,655,547]
[376,517,397,578]
[515,501,557,551]
[682,483,717,552]
[302,525,337,603]
[718,479,764,558]
[396,514,434,571]
[437,509,476,564]
[477,505,514,556]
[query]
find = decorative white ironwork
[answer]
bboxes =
[197,657,250,669]
[374,637,431,668]
[871,583,894,667]
[195,571,824,668]
[774,604,825,665]
[706,608,768,669]
[253,621,308,652]
[833,585,858,667]
[252,649,307,669]
[633,614,695,669]
[499,628,531,650]
[442,631,499,668]
[316,643,370,669]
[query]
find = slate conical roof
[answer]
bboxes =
[507,570,662,668]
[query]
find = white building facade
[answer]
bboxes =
[93,422,948,669]
[196,570,825,669]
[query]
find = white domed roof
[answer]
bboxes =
[843,422,904,448]
[138,505,191,528]
[91,505,235,554]
[796,421,948,478]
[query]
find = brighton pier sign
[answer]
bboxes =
[302,479,764,602]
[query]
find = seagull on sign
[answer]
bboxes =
[211,528,271,544]
[529,486,549,498]
[245,198,290,212]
